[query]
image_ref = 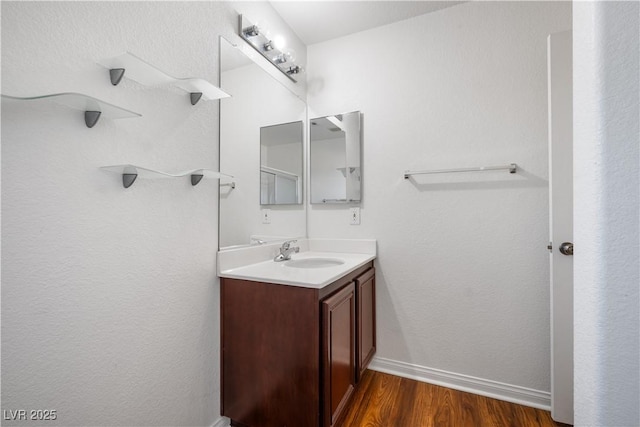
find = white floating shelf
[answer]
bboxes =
[100,164,234,188]
[1,93,141,128]
[97,52,230,104]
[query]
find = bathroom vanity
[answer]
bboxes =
[218,240,376,427]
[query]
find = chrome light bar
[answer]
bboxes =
[238,14,302,83]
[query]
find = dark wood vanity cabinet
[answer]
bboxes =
[356,268,376,382]
[221,262,375,427]
[322,282,356,427]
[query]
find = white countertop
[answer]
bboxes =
[217,239,376,289]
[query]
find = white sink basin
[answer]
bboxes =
[285,258,345,269]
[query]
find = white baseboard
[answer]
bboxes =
[368,356,551,410]
[211,416,230,427]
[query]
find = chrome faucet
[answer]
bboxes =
[274,240,300,262]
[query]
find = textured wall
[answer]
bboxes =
[573,1,640,425]
[0,2,303,426]
[306,1,571,392]
[1,2,233,425]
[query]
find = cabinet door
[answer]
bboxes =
[356,268,376,381]
[322,283,356,427]
[222,279,321,427]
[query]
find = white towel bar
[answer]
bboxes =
[404,163,517,179]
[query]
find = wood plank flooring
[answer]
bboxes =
[340,370,571,427]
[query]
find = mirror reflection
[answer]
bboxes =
[219,37,306,249]
[260,121,303,205]
[310,111,362,204]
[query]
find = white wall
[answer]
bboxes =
[573,1,640,425]
[306,1,571,396]
[0,2,302,426]
[310,138,346,202]
[264,142,303,178]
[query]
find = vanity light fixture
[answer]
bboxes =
[243,24,260,37]
[238,14,303,83]
[286,66,302,75]
[272,35,286,50]
[273,54,287,64]
[263,41,275,51]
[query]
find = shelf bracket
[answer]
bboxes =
[84,111,102,128]
[109,68,126,86]
[190,92,203,105]
[122,173,138,188]
[220,182,236,189]
[190,174,204,186]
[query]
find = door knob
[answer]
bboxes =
[559,242,573,256]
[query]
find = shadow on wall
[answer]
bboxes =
[306,77,324,98]
[373,260,412,362]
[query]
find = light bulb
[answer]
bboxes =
[273,35,286,50]
[273,53,287,64]
[283,48,296,63]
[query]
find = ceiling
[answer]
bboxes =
[270,1,465,45]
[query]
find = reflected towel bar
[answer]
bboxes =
[322,198,359,203]
[220,182,236,189]
[404,163,517,179]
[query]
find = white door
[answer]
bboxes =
[548,30,573,425]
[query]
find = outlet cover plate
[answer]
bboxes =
[350,207,360,225]
[262,209,271,224]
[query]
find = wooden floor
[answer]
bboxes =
[340,371,571,427]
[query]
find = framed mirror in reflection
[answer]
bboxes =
[219,37,306,249]
[260,121,303,205]
[310,111,362,204]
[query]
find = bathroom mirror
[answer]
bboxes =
[219,37,306,249]
[260,121,303,205]
[310,111,362,204]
